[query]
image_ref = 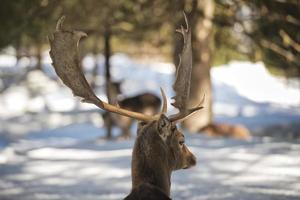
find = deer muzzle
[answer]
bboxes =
[182,146,197,169]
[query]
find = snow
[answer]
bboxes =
[1,54,299,118]
[0,129,299,200]
[0,54,17,68]
[1,53,300,199]
[212,61,300,106]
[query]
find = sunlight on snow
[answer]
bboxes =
[212,61,300,106]
[1,52,299,120]
[0,188,24,196]
[27,147,132,160]
[0,86,29,117]
[0,55,16,67]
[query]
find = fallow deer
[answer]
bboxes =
[200,123,251,140]
[49,13,203,199]
[103,81,161,138]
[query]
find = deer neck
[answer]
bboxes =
[132,123,173,196]
[151,163,172,196]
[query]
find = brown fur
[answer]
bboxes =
[200,123,251,140]
[124,183,171,200]
[127,115,196,198]
[104,82,161,138]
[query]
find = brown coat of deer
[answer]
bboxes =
[49,13,202,199]
[126,114,197,199]
[200,123,251,140]
[104,82,161,138]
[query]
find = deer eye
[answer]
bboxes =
[179,140,185,146]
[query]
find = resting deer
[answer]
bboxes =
[49,13,203,199]
[200,123,251,140]
[103,81,161,138]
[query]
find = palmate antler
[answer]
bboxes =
[49,16,167,123]
[49,14,202,124]
[169,13,204,123]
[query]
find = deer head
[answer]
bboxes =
[49,13,203,198]
[131,114,197,197]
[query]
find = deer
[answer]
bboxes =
[103,81,162,138]
[200,123,251,140]
[49,13,203,199]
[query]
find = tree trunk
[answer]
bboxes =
[35,43,42,70]
[15,41,22,66]
[91,39,99,89]
[104,27,113,139]
[183,0,215,132]
[104,28,113,103]
[298,68,300,105]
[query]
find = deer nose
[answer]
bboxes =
[189,154,197,166]
[183,153,197,169]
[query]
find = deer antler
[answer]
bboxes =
[169,13,204,123]
[49,16,167,122]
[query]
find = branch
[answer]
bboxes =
[260,39,299,63]
[279,29,300,53]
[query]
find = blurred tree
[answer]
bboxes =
[248,0,300,77]
[213,0,300,76]
[177,0,300,132]
[2,0,297,134]
[172,0,215,132]
[186,0,215,132]
[0,0,61,69]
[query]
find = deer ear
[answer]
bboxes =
[158,114,171,129]
[157,114,172,140]
[137,121,147,135]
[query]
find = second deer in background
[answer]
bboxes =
[103,81,161,139]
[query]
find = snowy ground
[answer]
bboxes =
[1,53,300,199]
[0,127,300,200]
